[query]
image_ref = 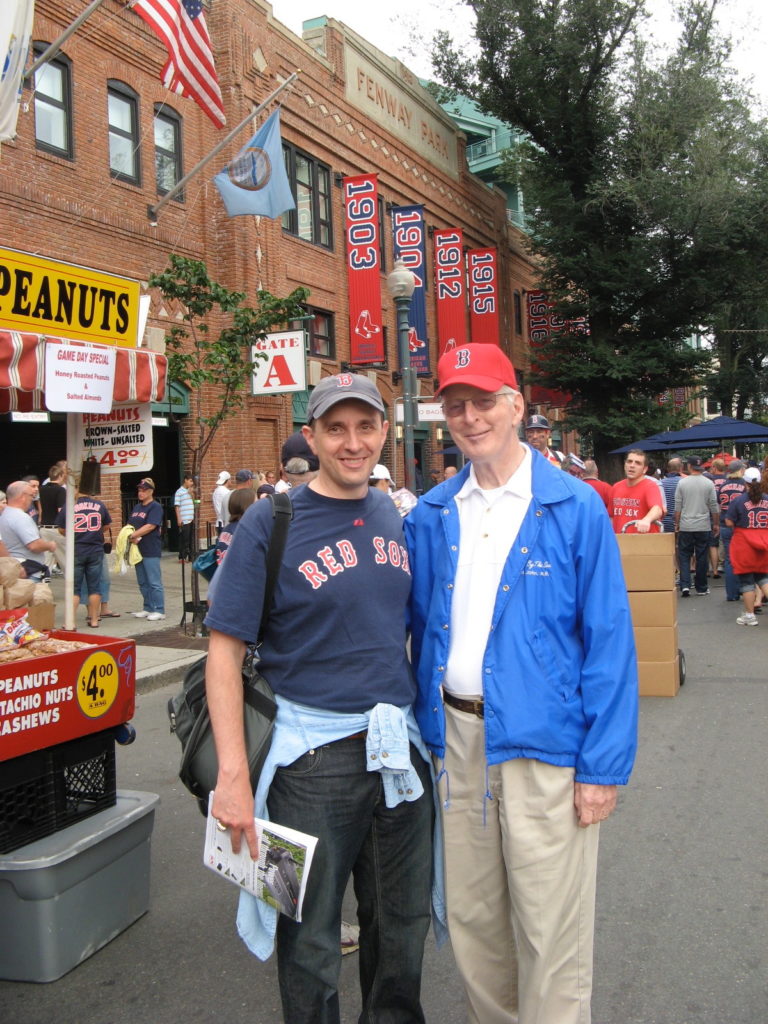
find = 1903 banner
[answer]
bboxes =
[343,174,384,363]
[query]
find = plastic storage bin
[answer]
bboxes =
[0,789,159,982]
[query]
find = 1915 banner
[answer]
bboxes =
[467,248,500,345]
[344,174,384,363]
[391,205,429,375]
[434,229,467,356]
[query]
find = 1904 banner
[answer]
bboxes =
[391,205,430,375]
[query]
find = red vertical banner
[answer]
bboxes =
[467,248,500,345]
[343,174,384,364]
[434,229,467,356]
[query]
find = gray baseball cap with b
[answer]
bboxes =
[307,373,385,422]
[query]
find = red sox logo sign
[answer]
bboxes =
[454,348,471,368]
[336,373,354,387]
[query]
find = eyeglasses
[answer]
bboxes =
[441,391,513,419]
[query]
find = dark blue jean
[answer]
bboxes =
[678,530,710,593]
[73,549,102,596]
[267,734,433,1024]
[720,525,741,600]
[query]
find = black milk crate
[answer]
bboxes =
[0,730,117,853]
[50,729,117,831]
[0,748,57,854]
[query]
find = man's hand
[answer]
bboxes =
[574,782,617,828]
[211,774,260,859]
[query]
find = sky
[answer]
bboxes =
[271,0,768,109]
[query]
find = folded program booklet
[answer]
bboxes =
[204,793,318,921]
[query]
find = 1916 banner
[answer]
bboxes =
[467,248,500,345]
[434,229,467,356]
[391,205,430,375]
[344,174,384,363]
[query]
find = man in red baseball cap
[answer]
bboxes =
[406,343,637,1024]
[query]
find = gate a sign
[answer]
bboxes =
[251,331,306,394]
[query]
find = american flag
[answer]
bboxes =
[133,0,225,127]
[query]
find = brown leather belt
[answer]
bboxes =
[443,691,484,718]
[336,729,368,743]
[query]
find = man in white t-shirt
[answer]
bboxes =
[212,471,231,533]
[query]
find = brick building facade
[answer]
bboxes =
[0,0,539,537]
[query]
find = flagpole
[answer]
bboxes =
[25,0,111,81]
[147,71,301,224]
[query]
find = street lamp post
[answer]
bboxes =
[387,259,417,492]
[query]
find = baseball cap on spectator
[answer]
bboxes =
[216,471,230,485]
[526,414,551,430]
[728,459,745,473]
[256,483,276,497]
[235,469,253,483]
[687,456,704,470]
[436,344,518,395]
[137,478,155,490]
[370,464,393,482]
[306,374,386,422]
[744,467,761,483]
[565,454,586,471]
[280,432,319,472]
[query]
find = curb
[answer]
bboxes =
[136,651,202,695]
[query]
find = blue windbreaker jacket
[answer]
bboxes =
[404,451,638,785]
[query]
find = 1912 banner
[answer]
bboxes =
[467,248,500,345]
[343,174,384,363]
[434,229,467,355]
[391,205,429,375]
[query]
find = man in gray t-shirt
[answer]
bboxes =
[0,481,57,579]
[674,457,719,596]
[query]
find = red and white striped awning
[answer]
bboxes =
[0,331,168,413]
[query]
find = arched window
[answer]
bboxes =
[108,81,140,184]
[154,105,183,197]
[32,43,73,158]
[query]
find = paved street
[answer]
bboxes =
[1,564,766,1023]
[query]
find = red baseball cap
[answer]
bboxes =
[436,344,518,395]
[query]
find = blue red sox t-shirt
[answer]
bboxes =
[205,484,416,713]
[127,500,164,557]
[55,498,111,553]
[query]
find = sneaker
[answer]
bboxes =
[340,920,360,956]
[50,567,64,577]
[680,588,690,597]
[131,610,150,618]
[736,613,758,626]
[695,589,710,596]
[146,612,166,621]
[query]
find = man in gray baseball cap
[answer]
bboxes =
[204,369,434,1022]
[306,372,385,422]
[524,413,565,466]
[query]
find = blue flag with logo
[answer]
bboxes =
[214,109,296,218]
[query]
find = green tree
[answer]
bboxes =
[433,0,765,462]
[148,255,308,629]
[149,254,309,487]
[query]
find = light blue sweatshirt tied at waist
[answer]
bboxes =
[235,696,448,961]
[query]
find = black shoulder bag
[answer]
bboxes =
[168,492,292,815]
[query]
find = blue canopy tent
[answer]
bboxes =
[610,415,768,454]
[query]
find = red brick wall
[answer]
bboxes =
[1,0,540,503]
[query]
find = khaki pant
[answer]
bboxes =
[438,702,599,1024]
[39,527,65,571]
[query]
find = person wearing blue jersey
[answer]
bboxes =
[405,344,638,1024]
[128,478,165,621]
[204,373,434,1024]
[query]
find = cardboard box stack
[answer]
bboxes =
[616,533,680,697]
[0,558,55,631]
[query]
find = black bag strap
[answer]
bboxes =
[257,491,292,645]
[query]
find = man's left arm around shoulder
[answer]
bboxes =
[206,629,260,859]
